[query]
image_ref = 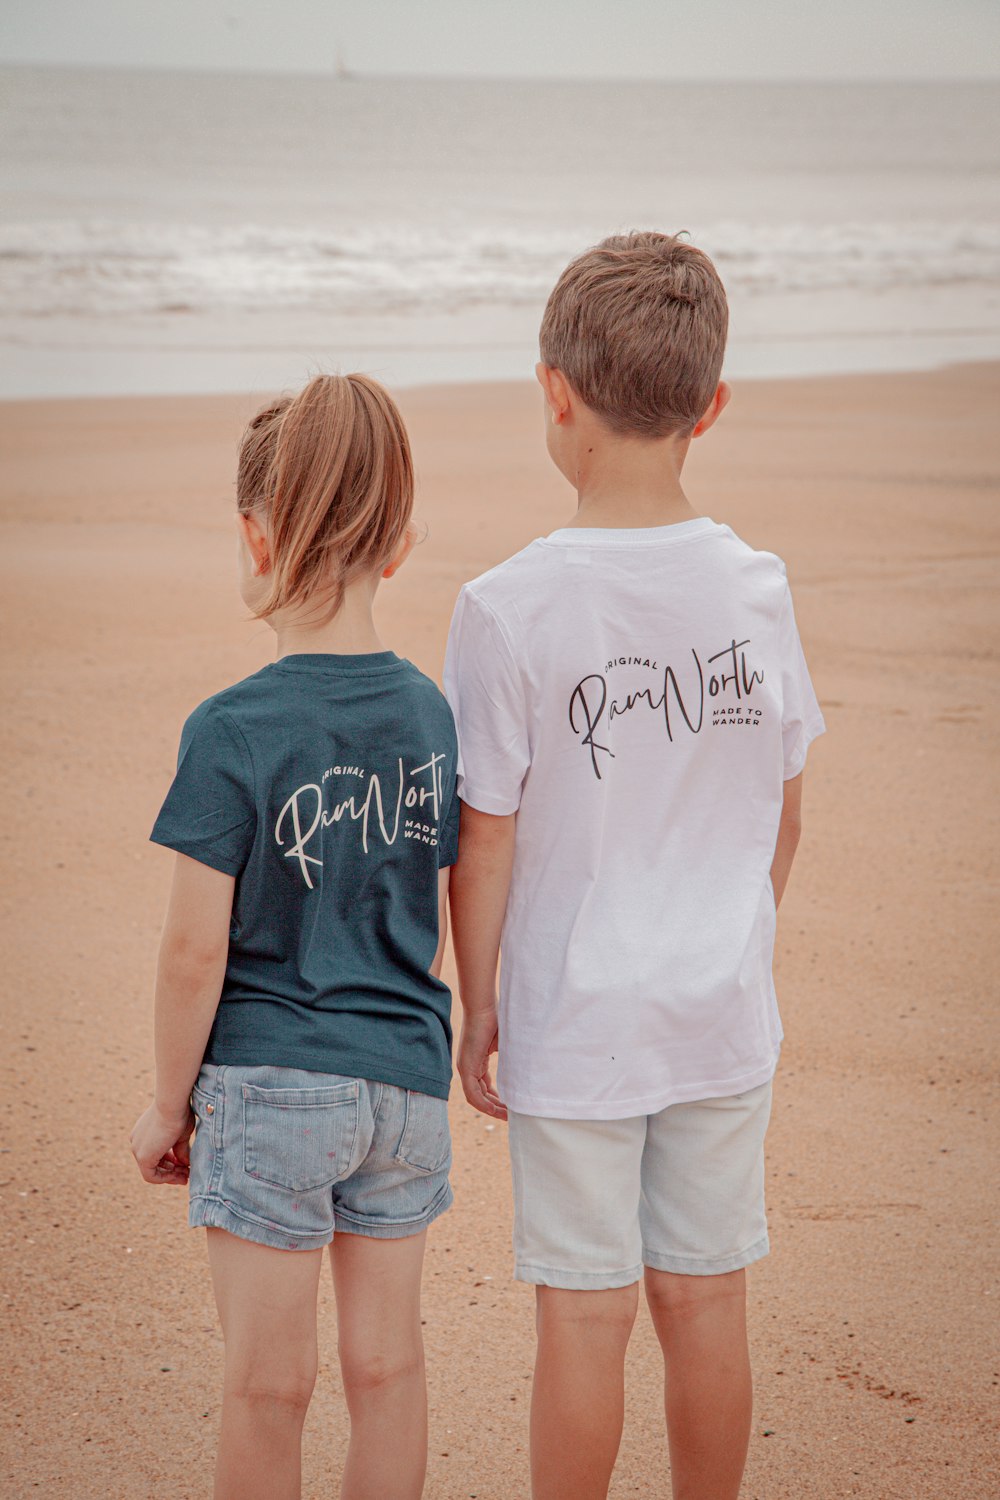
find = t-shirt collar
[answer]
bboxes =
[273,651,404,675]
[543,517,719,547]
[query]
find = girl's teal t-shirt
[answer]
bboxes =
[151,652,460,1100]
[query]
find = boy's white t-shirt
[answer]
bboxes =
[444,518,826,1120]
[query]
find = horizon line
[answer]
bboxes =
[2,58,998,86]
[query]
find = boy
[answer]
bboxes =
[444,232,825,1500]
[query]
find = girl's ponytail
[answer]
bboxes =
[236,374,414,622]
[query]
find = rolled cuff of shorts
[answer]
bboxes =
[642,1232,770,1277]
[333,1180,453,1240]
[189,1194,334,1252]
[514,1258,644,1290]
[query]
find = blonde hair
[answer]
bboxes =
[237,373,414,622]
[539,231,728,439]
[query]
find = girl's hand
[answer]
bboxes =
[130,1101,195,1186]
[458,1006,507,1120]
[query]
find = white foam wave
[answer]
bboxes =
[2,220,999,320]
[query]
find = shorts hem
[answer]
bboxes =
[514,1259,643,1290]
[642,1233,770,1277]
[189,1195,333,1251]
[333,1182,454,1239]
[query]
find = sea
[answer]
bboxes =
[1,66,998,399]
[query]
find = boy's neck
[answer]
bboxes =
[563,426,699,531]
[272,576,387,660]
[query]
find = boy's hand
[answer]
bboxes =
[458,1006,507,1120]
[130,1100,195,1186]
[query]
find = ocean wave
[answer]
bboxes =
[2,220,999,319]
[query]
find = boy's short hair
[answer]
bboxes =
[539,231,728,439]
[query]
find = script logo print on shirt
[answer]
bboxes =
[274,753,448,888]
[568,637,765,779]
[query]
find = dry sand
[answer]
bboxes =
[1,366,998,1499]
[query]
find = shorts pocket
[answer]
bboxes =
[242,1080,360,1192]
[394,1091,451,1175]
[192,1083,220,1149]
[189,1084,219,1198]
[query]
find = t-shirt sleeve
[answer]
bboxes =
[150,701,257,875]
[438,775,461,867]
[777,578,826,780]
[443,586,530,816]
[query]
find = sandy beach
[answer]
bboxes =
[1,364,998,1499]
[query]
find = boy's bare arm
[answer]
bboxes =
[770,772,803,908]
[449,803,516,1119]
[130,852,234,1184]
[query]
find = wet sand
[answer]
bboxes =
[1,365,998,1498]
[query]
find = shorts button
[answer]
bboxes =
[205,1104,214,1115]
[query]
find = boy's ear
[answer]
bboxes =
[692,381,731,439]
[535,362,571,425]
[382,522,418,580]
[237,511,271,575]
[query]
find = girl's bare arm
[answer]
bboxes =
[449,803,516,1119]
[130,853,234,1184]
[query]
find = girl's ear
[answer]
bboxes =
[236,511,271,575]
[382,522,418,580]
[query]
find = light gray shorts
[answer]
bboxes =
[508,1080,772,1289]
[189,1064,452,1252]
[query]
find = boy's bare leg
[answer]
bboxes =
[530,1283,639,1500]
[331,1229,429,1500]
[644,1267,752,1500]
[206,1228,324,1500]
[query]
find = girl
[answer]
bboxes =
[130,374,459,1500]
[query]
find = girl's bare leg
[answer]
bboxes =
[206,1228,324,1500]
[331,1229,429,1500]
[530,1283,640,1500]
[644,1267,752,1500]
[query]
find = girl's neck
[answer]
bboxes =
[273,578,386,660]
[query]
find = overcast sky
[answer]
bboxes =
[3,0,999,79]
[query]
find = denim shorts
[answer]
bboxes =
[188,1064,453,1252]
[508,1081,772,1289]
